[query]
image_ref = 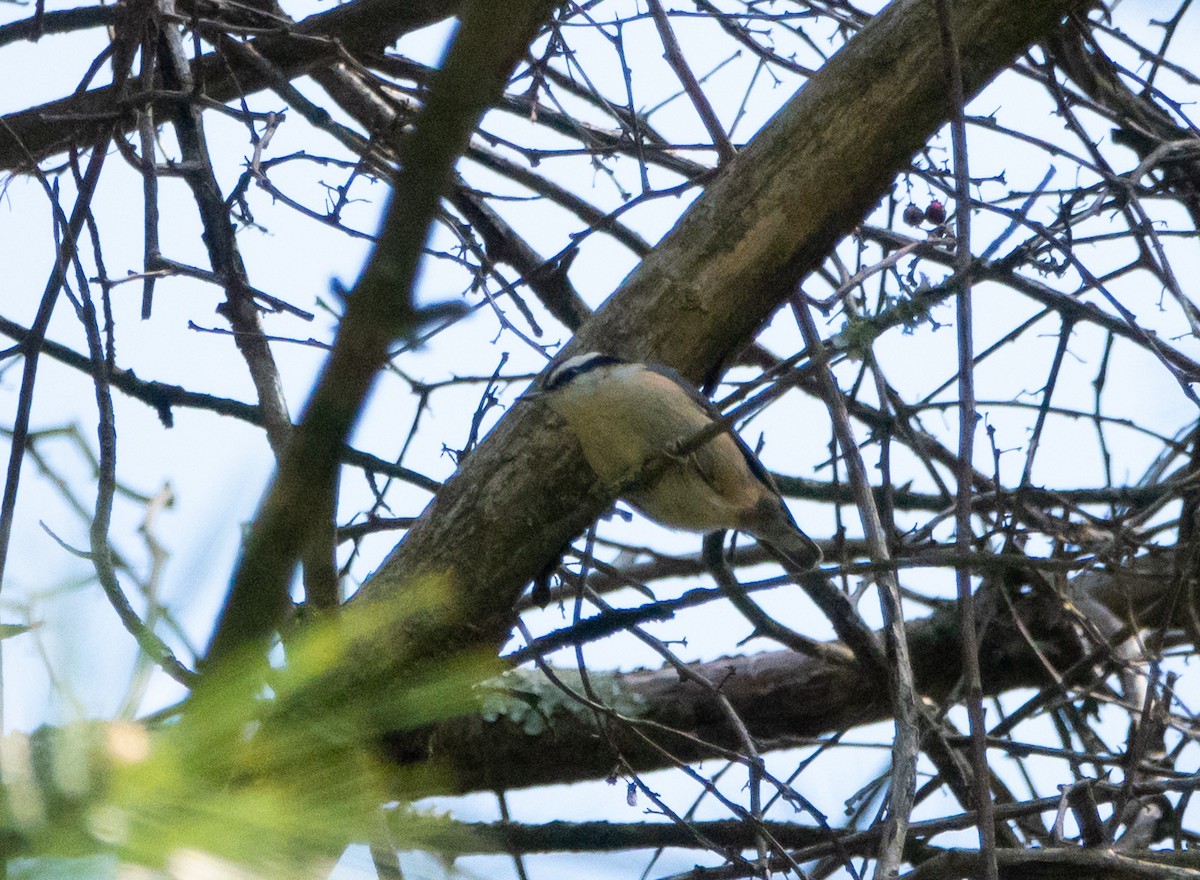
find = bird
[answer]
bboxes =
[538,352,822,570]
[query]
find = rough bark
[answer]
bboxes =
[375,554,1176,795]
[381,572,1103,794]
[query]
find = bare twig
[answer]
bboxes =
[0,125,113,595]
[646,0,737,165]
[205,0,560,667]
[793,296,918,880]
[933,1,995,877]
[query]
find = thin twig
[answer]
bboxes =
[646,0,737,164]
[205,0,559,668]
[0,123,113,595]
[792,296,918,880]
[933,2,997,874]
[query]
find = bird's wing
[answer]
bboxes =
[643,362,782,495]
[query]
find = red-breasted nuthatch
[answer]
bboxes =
[539,352,821,570]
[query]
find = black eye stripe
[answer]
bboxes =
[545,354,623,391]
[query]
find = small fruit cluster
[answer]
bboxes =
[902,199,947,227]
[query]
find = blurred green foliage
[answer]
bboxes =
[0,577,498,878]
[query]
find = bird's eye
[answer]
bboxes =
[545,355,621,391]
[544,366,579,392]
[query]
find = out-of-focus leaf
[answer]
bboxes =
[0,576,497,878]
[0,623,34,640]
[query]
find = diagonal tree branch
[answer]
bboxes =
[203,0,562,667]
[358,0,1085,665]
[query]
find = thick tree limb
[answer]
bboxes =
[382,574,1099,794]
[380,553,1178,795]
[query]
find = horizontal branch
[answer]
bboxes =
[775,472,1188,512]
[395,816,832,855]
[0,5,117,50]
[382,555,1167,793]
[0,313,440,492]
[861,225,1200,378]
[0,0,461,170]
[396,776,1198,861]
